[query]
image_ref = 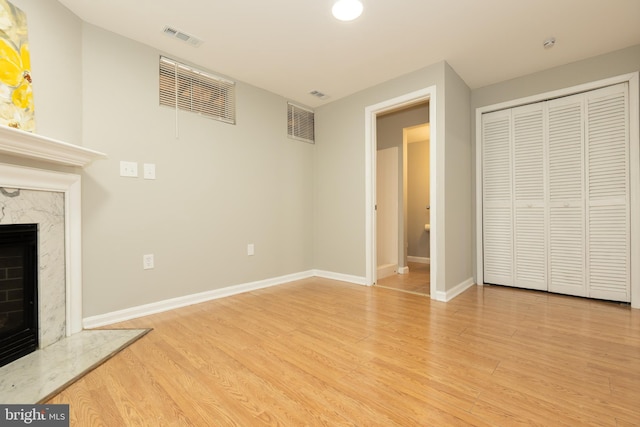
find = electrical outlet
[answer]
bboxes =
[120,161,138,177]
[247,244,255,256]
[143,254,154,269]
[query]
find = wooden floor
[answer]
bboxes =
[48,278,640,426]
[376,262,430,295]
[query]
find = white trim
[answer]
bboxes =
[407,256,430,264]
[0,163,83,335]
[312,270,368,286]
[84,270,316,329]
[365,86,437,300]
[434,278,475,302]
[628,73,639,309]
[475,72,639,308]
[397,266,409,274]
[376,263,397,279]
[0,126,106,167]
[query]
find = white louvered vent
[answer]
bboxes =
[162,26,203,47]
[287,102,315,143]
[159,56,235,124]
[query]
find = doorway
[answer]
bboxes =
[375,112,430,295]
[365,86,437,297]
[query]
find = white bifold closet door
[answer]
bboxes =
[513,103,547,291]
[482,82,630,302]
[482,109,513,286]
[585,84,630,302]
[547,92,586,296]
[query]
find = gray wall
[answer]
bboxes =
[314,62,444,283]
[407,140,429,259]
[16,1,633,312]
[376,103,429,150]
[79,25,314,316]
[7,2,314,317]
[11,0,83,148]
[471,44,640,278]
[444,63,473,290]
[315,61,473,294]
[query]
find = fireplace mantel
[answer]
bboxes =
[0,125,106,166]
[0,124,106,340]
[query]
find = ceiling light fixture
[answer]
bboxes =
[332,0,363,21]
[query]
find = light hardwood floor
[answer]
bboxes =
[376,262,430,295]
[48,278,640,426]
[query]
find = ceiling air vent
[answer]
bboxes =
[288,102,315,144]
[309,90,329,100]
[162,26,203,47]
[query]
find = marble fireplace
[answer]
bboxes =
[0,126,106,358]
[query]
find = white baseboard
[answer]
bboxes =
[312,270,368,286]
[433,277,475,302]
[376,263,397,279]
[83,270,315,329]
[407,256,430,264]
[397,266,409,274]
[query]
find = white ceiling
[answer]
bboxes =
[57,0,640,108]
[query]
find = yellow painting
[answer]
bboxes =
[0,0,33,131]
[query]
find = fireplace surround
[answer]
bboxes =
[0,125,106,358]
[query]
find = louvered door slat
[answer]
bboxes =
[482,110,513,285]
[586,83,630,302]
[513,104,546,290]
[547,95,586,297]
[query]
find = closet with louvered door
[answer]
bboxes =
[481,82,631,302]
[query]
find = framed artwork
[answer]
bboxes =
[0,0,33,131]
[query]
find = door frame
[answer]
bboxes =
[475,72,640,308]
[365,86,437,298]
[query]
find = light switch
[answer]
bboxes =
[144,163,156,180]
[120,161,138,177]
[143,254,154,269]
[247,244,255,256]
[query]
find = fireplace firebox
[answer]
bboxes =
[0,224,38,367]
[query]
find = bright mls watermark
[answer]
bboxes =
[0,405,69,426]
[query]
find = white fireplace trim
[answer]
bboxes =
[0,126,106,167]
[0,163,83,336]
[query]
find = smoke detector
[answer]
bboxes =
[543,37,556,49]
[162,26,203,47]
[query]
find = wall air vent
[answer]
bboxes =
[162,26,203,47]
[287,102,315,144]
